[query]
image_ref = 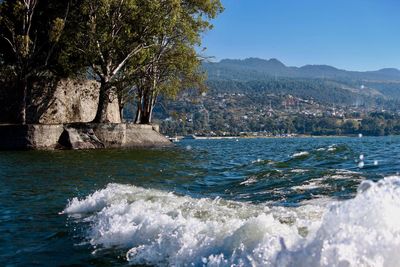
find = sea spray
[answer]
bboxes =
[64,177,400,266]
[277,176,400,267]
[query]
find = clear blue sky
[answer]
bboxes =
[201,0,400,71]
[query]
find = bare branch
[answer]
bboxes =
[111,44,153,77]
[91,63,103,80]
[1,36,17,53]
[96,40,106,65]
[45,1,71,66]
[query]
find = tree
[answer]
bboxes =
[73,0,166,123]
[132,44,207,124]
[1,0,223,125]
[126,0,223,124]
[0,0,72,123]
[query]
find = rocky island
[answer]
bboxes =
[0,1,221,150]
[0,79,171,150]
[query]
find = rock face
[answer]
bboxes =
[37,79,121,124]
[0,124,64,150]
[0,123,172,150]
[0,79,170,150]
[58,127,105,149]
[124,124,170,147]
[0,78,121,124]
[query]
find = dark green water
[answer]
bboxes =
[1,137,400,266]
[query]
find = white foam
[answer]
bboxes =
[329,174,352,180]
[292,151,309,158]
[251,158,263,164]
[335,169,360,175]
[277,177,400,267]
[240,176,258,185]
[316,144,339,153]
[291,179,327,191]
[64,177,400,267]
[327,145,337,152]
[358,161,365,168]
[291,169,308,173]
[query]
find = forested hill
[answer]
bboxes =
[153,58,400,136]
[205,79,381,107]
[203,58,400,81]
[202,58,400,100]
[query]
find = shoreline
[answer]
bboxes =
[173,134,396,140]
[0,123,172,150]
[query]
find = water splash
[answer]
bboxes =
[358,161,365,168]
[64,177,400,266]
[292,151,309,158]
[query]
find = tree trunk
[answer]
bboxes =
[148,106,153,124]
[139,110,149,124]
[134,105,141,123]
[134,94,143,124]
[93,81,111,123]
[139,93,150,124]
[119,106,124,122]
[139,94,156,124]
[17,77,28,124]
[117,93,124,122]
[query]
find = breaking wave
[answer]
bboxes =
[291,151,310,158]
[64,176,400,266]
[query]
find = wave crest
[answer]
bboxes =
[64,177,400,266]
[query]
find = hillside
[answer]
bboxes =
[146,58,400,136]
[203,58,400,82]
[203,58,400,100]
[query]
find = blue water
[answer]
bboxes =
[1,137,400,266]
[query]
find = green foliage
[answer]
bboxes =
[205,78,379,106]
[0,0,73,76]
[0,0,223,123]
[68,0,222,122]
[151,79,400,137]
[120,0,223,123]
[159,110,400,137]
[0,0,76,123]
[49,18,65,43]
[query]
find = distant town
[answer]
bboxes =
[144,58,400,137]
[151,90,400,137]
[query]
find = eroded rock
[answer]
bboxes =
[36,79,121,124]
[58,127,105,149]
[0,123,172,150]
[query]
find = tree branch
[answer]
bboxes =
[111,44,153,77]
[45,1,71,66]
[1,35,17,54]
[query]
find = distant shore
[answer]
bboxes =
[168,134,367,141]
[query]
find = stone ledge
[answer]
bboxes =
[0,123,172,150]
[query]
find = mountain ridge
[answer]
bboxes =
[203,58,400,81]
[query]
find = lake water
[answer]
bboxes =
[1,137,400,266]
